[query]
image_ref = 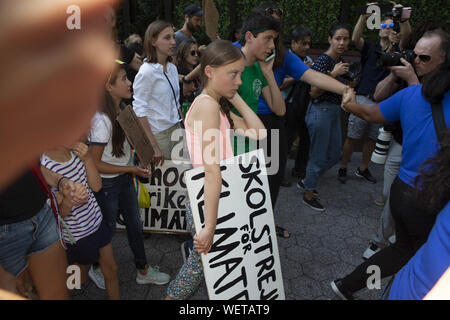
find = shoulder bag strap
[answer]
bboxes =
[431,101,446,145]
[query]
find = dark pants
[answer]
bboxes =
[98,173,147,270]
[340,177,438,293]
[258,113,288,209]
[285,101,310,179]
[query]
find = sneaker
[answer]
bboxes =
[88,265,106,290]
[355,167,377,184]
[362,242,381,260]
[337,168,347,184]
[303,196,325,212]
[296,180,319,197]
[330,279,354,300]
[136,266,170,285]
[181,240,192,263]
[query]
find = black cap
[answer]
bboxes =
[184,4,203,17]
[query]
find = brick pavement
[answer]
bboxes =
[72,153,390,300]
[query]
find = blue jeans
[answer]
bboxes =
[99,173,147,270]
[0,203,60,276]
[304,101,342,190]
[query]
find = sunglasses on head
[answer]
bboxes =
[189,50,199,57]
[264,7,283,17]
[107,59,125,84]
[413,52,432,63]
[381,23,394,29]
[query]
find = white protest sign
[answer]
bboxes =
[185,149,285,300]
[117,160,192,234]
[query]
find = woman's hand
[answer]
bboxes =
[152,147,165,167]
[331,62,349,78]
[72,142,90,162]
[194,226,215,255]
[60,179,89,206]
[131,166,151,178]
[341,86,356,111]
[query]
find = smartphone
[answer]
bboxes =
[401,7,412,20]
[265,51,276,63]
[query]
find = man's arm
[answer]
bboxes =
[342,88,387,123]
[373,72,400,102]
[352,14,369,50]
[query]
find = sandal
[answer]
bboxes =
[275,225,290,239]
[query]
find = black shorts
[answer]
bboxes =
[66,219,111,266]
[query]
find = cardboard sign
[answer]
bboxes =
[203,0,219,41]
[116,105,154,168]
[117,160,192,234]
[185,149,285,300]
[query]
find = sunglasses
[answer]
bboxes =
[381,23,395,29]
[413,51,432,63]
[264,7,283,17]
[189,50,200,57]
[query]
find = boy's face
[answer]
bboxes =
[292,36,311,58]
[246,30,278,61]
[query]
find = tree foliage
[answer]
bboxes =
[117,0,449,48]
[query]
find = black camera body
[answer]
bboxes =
[341,61,362,82]
[375,50,415,68]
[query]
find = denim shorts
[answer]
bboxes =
[0,203,60,276]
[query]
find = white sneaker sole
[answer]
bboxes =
[330,281,348,300]
[136,277,170,285]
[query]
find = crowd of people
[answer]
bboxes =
[0,0,449,300]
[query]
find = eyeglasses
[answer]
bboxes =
[381,23,395,29]
[264,7,283,17]
[190,50,199,57]
[413,51,432,63]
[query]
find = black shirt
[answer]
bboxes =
[0,170,47,225]
[356,40,390,96]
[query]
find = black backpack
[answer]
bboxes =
[285,80,311,124]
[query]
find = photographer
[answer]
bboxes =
[331,29,449,300]
[338,3,411,184]
[363,21,446,260]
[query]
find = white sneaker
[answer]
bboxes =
[88,265,106,290]
[362,243,381,260]
[136,266,170,285]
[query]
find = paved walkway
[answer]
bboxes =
[73,153,390,300]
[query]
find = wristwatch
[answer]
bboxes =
[182,76,193,84]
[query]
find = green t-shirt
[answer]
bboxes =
[234,62,268,116]
[232,62,268,155]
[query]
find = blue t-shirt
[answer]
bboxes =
[379,85,450,187]
[233,41,310,114]
[389,201,450,300]
[356,40,390,96]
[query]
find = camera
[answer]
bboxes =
[375,50,415,68]
[371,127,393,164]
[341,61,362,82]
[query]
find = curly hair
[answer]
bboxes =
[415,129,450,212]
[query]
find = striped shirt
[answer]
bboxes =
[41,152,102,243]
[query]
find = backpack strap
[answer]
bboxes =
[431,101,446,145]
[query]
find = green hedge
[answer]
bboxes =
[117,0,449,48]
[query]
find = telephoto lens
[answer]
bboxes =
[371,127,393,164]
